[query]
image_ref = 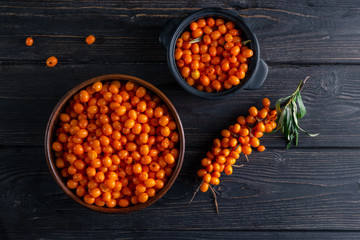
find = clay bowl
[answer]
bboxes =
[45,74,185,213]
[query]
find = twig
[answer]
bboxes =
[188,181,201,206]
[233,164,245,168]
[299,76,310,93]
[209,185,219,214]
[245,155,250,162]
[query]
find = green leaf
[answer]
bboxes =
[285,108,292,140]
[298,126,320,137]
[278,108,286,130]
[277,95,292,105]
[189,37,202,43]
[275,77,319,149]
[296,92,307,119]
[295,127,299,146]
[291,101,299,127]
[275,100,281,118]
[241,40,252,45]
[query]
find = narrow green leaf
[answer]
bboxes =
[189,37,202,43]
[278,108,286,130]
[295,127,299,146]
[292,101,299,128]
[241,40,252,45]
[285,109,293,141]
[275,100,281,118]
[296,92,307,119]
[298,126,320,137]
[277,95,292,105]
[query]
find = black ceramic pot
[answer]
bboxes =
[159,7,268,99]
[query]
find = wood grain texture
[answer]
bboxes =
[3,230,360,240]
[0,63,358,148]
[0,0,360,64]
[1,146,360,240]
[1,0,360,238]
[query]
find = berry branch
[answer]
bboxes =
[189,76,319,213]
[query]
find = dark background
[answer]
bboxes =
[1,0,360,239]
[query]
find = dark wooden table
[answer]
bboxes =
[1,1,360,239]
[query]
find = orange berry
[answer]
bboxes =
[249,106,258,117]
[265,124,273,133]
[257,145,266,152]
[262,98,271,107]
[85,35,96,45]
[224,165,233,175]
[46,56,58,67]
[200,182,209,192]
[242,146,252,155]
[25,37,33,46]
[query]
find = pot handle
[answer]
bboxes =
[245,59,268,90]
[159,18,183,51]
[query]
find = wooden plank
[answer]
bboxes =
[0,0,359,64]
[3,230,360,240]
[0,63,359,147]
[2,147,360,235]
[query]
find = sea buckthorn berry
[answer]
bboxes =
[262,98,271,107]
[242,146,252,155]
[249,106,258,117]
[256,122,266,132]
[164,153,175,164]
[190,22,198,31]
[250,137,260,148]
[265,124,273,133]
[203,174,211,183]
[239,128,249,137]
[85,35,96,45]
[197,169,207,177]
[52,142,63,152]
[67,179,78,189]
[201,158,212,167]
[200,182,209,192]
[26,37,33,46]
[139,192,149,203]
[182,31,191,41]
[246,115,256,124]
[176,38,183,48]
[92,82,103,92]
[270,121,277,129]
[257,145,266,152]
[192,28,204,38]
[210,177,220,185]
[84,195,95,204]
[197,18,206,28]
[225,165,233,175]
[46,56,58,67]
[259,109,268,119]
[242,49,254,58]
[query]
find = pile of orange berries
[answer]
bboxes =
[175,18,254,92]
[197,98,277,192]
[51,81,180,208]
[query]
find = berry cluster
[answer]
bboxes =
[197,98,277,192]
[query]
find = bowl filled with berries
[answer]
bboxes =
[159,7,268,99]
[45,74,185,213]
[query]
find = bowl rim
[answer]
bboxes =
[166,7,260,99]
[44,74,185,213]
